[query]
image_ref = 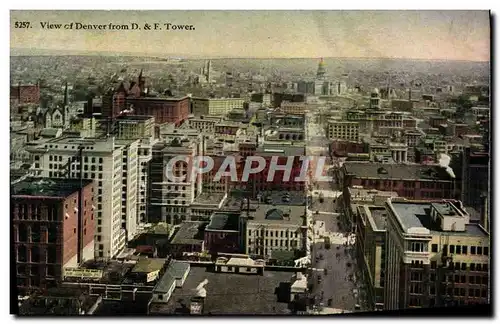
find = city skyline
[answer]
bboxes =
[11,10,490,62]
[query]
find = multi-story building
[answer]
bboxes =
[279,101,307,115]
[10,82,40,105]
[214,122,246,142]
[264,126,305,142]
[26,137,131,258]
[149,136,202,224]
[251,145,306,196]
[191,97,245,116]
[342,187,398,233]
[243,204,307,259]
[187,116,222,134]
[327,121,360,142]
[384,199,490,309]
[461,147,489,211]
[127,96,190,125]
[12,178,94,294]
[115,115,157,225]
[356,204,387,310]
[204,212,241,254]
[268,113,305,128]
[115,139,139,241]
[102,84,128,119]
[116,115,155,139]
[340,162,459,200]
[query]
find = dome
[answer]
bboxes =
[265,208,285,220]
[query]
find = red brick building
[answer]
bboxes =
[10,83,40,105]
[340,162,460,200]
[204,212,240,254]
[329,140,366,157]
[102,83,127,118]
[127,96,190,125]
[250,145,306,196]
[11,178,95,294]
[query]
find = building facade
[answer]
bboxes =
[384,199,490,310]
[12,178,95,294]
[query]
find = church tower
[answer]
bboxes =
[138,69,146,93]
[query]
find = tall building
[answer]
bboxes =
[12,178,95,294]
[384,199,490,310]
[102,83,128,119]
[26,137,137,258]
[149,136,202,224]
[116,139,139,241]
[461,147,489,211]
[126,96,190,126]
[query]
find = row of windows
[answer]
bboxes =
[431,244,489,256]
[249,229,300,238]
[249,239,298,247]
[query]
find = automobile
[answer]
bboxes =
[319,254,324,260]
[317,276,322,284]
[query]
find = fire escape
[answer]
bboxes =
[436,234,456,307]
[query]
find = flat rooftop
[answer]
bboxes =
[170,221,207,245]
[206,212,240,231]
[131,258,167,274]
[150,266,293,315]
[192,192,226,206]
[116,115,154,121]
[11,178,93,198]
[367,206,387,231]
[344,162,453,181]
[256,145,305,157]
[391,202,489,237]
[250,204,306,226]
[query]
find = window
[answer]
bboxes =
[462,246,468,255]
[431,244,438,252]
[471,246,476,255]
[477,247,483,255]
[450,245,455,254]
[483,247,489,256]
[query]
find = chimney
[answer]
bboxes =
[189,296,205,315]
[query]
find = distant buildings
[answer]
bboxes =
[191,97,245,116]
[327,121,360,142]
[12,178,95,294]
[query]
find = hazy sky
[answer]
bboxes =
[10,10,490,61]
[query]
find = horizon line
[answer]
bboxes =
[10,48,490,63]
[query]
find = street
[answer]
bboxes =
[305,110,366,313]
